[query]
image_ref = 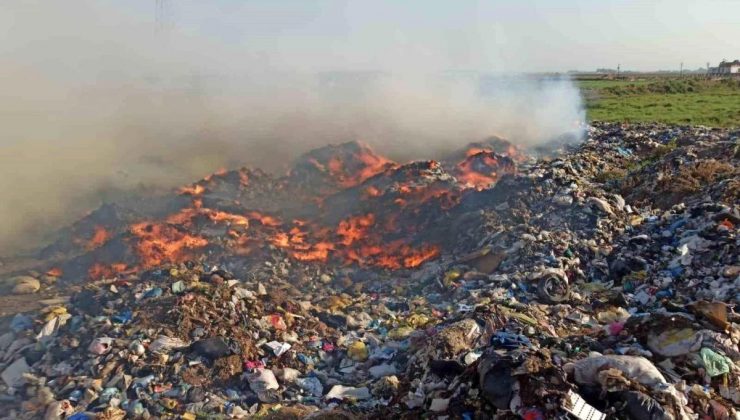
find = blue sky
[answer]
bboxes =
[114,0,740,72]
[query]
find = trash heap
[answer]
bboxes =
[1,122,738,419]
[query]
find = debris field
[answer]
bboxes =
[1,122,739,419]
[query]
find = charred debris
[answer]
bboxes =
[1,122,739,419]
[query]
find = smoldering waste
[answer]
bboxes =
[1,122,739,419]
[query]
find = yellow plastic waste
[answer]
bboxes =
[347,341,369,361]
[326,295,350,312]
[596,307,631,324]
[159,398,178,409]
[407,313,430,328]
[627,271,647,281]
[388,326,415,340]
[43,306,68,322]
[499,307,538,326]
[443,269,461,286]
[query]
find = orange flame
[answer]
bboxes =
[248,212,282,227]
[323,144,396,188]
[336,214,375,246]
[45,267,63,277]
[166,205,203,226]
[291,241,334,262]
[466,147,493,157]
[203,168,228,183]
[456,151,515,190]
[164,205,253,228]
[85,226,111,250]
[91,140,482,273]
[354,150,394,184]
[327,156,344,174]
[364,185,381,197]
[207,210,250,226]
[88,262,128,280]
[179,184,206,196]
[373,243,440,269]
[130,222,208,268]
[270,232,290,247]
[402,244,440,268]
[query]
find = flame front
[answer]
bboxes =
[456,150,516,190]
[88,263,128,280]
[337,214,375,246]
[304,142,396,190]
[71,141,521,279]
[130,222,209,268]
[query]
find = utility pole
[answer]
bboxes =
[680,62,683,77]
[617,64,620,79]
[155,0,171,33]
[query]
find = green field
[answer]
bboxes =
[579,77,740,127]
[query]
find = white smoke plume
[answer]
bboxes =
[0,1,584,254]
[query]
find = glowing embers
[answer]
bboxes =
[178,167,252,197]
[296,141,397,191]
[337,213,375,246]
[75,141,533,276]
[345,240,440,270]
[391,181,460,210]
[71,225,113,252]
[130,222,208,268]
[307,214,440,269]
[177,168,224,196]
[46,267,63,277]
[261,213,439,269]
[455,150,516,190]
[267,220,332,263]
[335,213,440,269]
[330,145,395,188]
[164,202,276,230]
[126,200,289,268]
[247,212,281,227]
[203,168,228,183]
[85,225,112,250]
[88,262,129,280]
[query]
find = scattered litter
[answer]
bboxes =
[1,122,738,418]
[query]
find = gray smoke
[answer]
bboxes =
[0,1,584,255]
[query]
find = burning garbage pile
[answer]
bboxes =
[1,122,739,419]
[37,138,521,281]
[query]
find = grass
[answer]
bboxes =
[577,79,652,90]
[579,78,740,127]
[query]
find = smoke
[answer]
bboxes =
[0,1,584,255]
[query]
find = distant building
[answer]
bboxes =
[709,59,740,75]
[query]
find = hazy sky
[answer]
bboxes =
[1,0,585,253]
[0,0,735,253]
[113,0,740,72]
